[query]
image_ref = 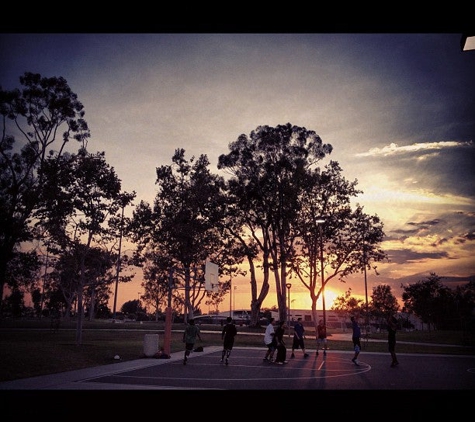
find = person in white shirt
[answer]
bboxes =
[263,318,276,362]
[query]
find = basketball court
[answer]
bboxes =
[71,346,474,390]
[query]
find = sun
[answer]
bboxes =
[290,287,344,310]
[324,288,342,307]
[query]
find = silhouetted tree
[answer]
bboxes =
[36,148,135,344]
[402,272,453,331]
[3,289,25,317]
[31,288,42,317]
[331,288,364,329]
[218,123,333,324]
[370,284,399,329]
[121,299,144,316]
[0,72,90,314]
[130,149,231,322]
[291,160,387,332]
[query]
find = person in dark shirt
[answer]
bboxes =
[221,316,237,365]
[316,319,328,356]
[387,314,399,368]
[183,319,202,365]
[351,316,361,366]
[291,317,309,358]
[274,320,288,365]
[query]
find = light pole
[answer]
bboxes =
[315,218,326,327]
[363,226,369,331]
[112,203,125,321]
[229,277,232,318]
[286,283,292,337]
[233,286,237,318]
[163,268,174,356]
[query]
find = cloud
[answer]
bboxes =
[355,140,473,158]
[351,139,475,201]
[385,248,449,265]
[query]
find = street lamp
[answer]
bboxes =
[286,283,292,337]
[315,218,326,327]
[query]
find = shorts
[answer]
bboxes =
[223,338,235,350]
[292,337,305,350]
[266,342,276,352]
[316,337,327,348]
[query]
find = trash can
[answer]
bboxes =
[143,334,159,357]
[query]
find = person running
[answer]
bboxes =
[351,316,361,366]
[291,318,309,358]
[387,314,399,368]
[221,316,237,365]
[183,318,202,365]
[274,320,288,364]
[316,319,328,356]
[263,318,277,362]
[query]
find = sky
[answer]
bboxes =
[1,32,474,313]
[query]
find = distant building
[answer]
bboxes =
[217,308,423,331]
[284,309,346,329]
[220,309,347,329]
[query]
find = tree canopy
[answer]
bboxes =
[0,72,90,312]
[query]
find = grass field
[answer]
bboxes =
[1,318,474,382]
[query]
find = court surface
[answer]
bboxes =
[75,346,475,390]
[3,346,474,417]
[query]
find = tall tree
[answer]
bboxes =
[291,160,387,332]
[4,250,41,299]
[401,272,453,331]
[36,148,135,344]
[331,288,364,328]
[218,123,333,324]
[370,284,400,329]
[0,72,90,312]
[130,149,231,321]
[454,278,475,332]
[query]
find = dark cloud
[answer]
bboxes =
[386,249,449,265]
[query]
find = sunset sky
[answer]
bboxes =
[1,32,474,313]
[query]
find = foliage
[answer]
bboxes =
[1,290,25,317]
[5,250,41,293]
[34,148,135,343]
[218,123,332,325]
[291,160,387,331]
[331,288,364,323]
[369,284,399,328]
[121,299,145,316]
[402,272,475,330]
[454,278,475,324]
[130,149,232,321]
[0,72,90,313]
